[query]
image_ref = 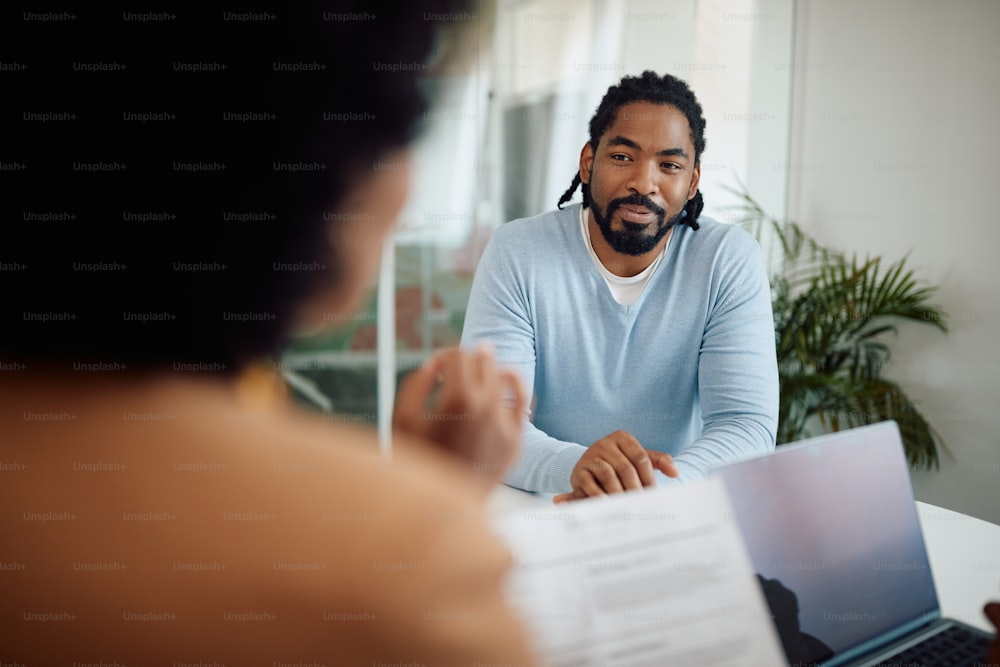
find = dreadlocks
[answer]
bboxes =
[557,70,706,230]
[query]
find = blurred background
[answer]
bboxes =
[280,0,1000,525]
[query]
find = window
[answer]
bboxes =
[280,0,795,449]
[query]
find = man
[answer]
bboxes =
[461,70,779,501]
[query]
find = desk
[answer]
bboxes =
[487,484,1000,633]
[916,502,1000,632]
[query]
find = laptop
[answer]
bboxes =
[710,420,993,667]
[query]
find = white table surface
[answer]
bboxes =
[487,484,1000,633]
[916,501,1000,632]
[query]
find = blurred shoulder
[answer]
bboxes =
[0,374,532,663]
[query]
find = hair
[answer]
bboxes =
[1,1,473,373]
[556,70,707,230]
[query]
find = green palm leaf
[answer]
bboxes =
[725,185,949,469]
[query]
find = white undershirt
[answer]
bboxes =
[579,206,672,306]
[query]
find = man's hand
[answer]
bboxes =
[985,601,1000,666]
[393,345,526,488]
[552,430,678,504]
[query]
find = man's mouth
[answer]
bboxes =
[617,205,657,226]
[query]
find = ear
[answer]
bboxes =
[579,142,595,185]
[688,161,701,200]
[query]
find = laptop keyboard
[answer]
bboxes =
[873,624,992,666]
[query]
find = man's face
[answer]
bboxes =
[580,101,701,257]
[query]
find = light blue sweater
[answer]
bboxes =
[461,204,778,494]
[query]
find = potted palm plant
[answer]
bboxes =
[727,186,949,469]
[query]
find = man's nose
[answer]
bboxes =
[627,161,658,196]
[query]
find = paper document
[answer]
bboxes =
[492,478,786,667]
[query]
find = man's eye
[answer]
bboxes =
[610,154,630,161]
[662,163,680,170]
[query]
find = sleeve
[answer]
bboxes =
[668,229,779,481]
[460,228,584,494]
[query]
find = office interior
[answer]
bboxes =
[279,0,1000,527]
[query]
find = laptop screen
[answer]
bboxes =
[712,421,938,665]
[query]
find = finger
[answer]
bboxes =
[587,458,625,494]
[614,436,654,489]
[985,601,1000,625]
[474,342,502,406]
[649,451,679,478]
[473,341,496,382]
[589,435,643,491]
[615,431,656,489]
[500,368,527,418]
[608,450,645,490]
[553,488,587,505]
[573,468,609,498]
[392,360,440,428]
[433,348,476,413]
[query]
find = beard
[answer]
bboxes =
[590,193,683,256]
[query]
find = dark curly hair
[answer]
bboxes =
[1,0,473,373]
[557,70,707,230]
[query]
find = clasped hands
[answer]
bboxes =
[392,345,678,502]
[553,430,678,504]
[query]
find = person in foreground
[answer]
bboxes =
[0,3,538,665]
[461,71,779,502]
[987,602,1000,665]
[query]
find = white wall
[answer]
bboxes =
[787,0,1000,524]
